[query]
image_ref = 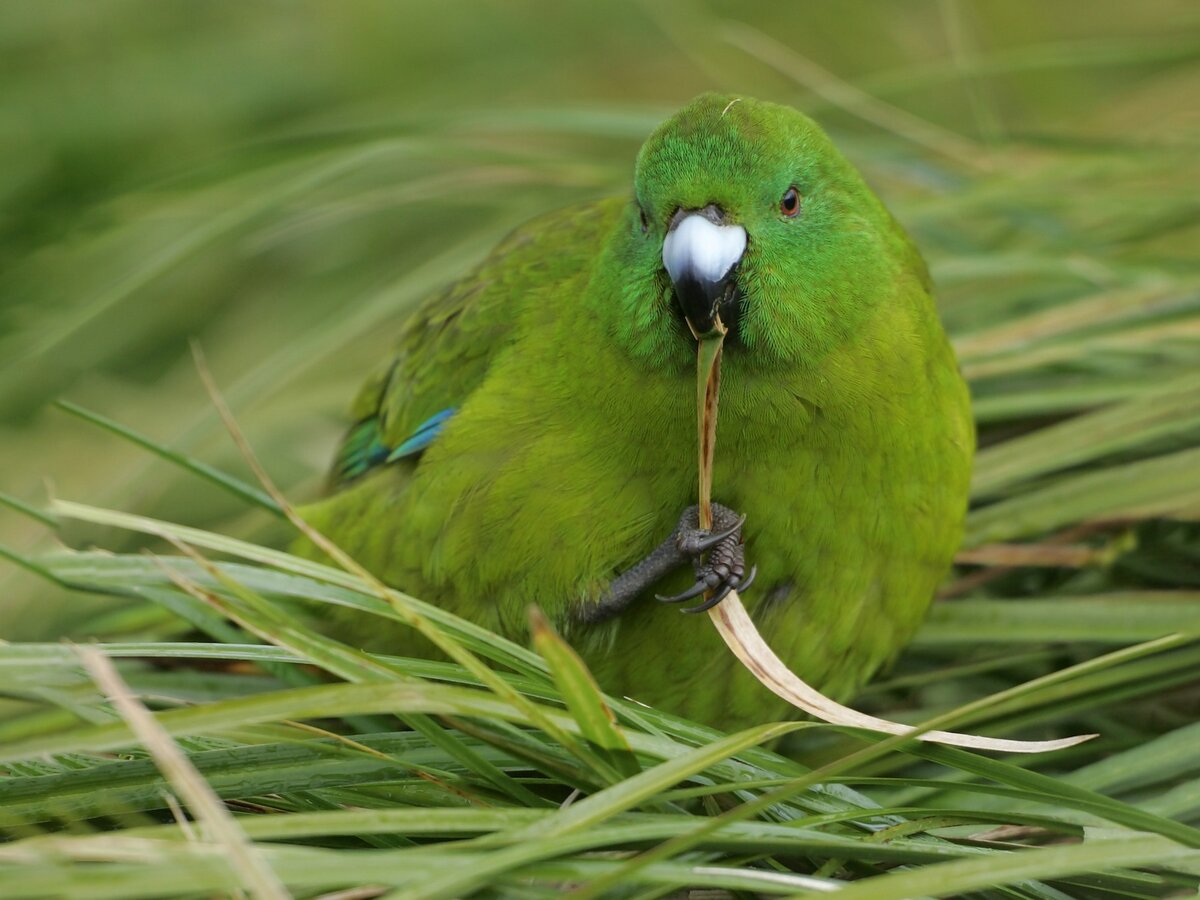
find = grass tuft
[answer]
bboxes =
[1,2,1198,896]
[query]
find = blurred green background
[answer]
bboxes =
[2,0,1198,639]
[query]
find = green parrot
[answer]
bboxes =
[298,93,974,730]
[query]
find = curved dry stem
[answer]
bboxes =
[708,591,1096,753]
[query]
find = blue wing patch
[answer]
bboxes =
[334,407,456,484]
[387,407,456,462]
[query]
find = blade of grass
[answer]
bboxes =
[74,646,288,900]
[0,492,58,530]
[965,445,1200,546]
[529,607,639,779]
[916,594,1200,645]
[825,833,1198,900]
[154,542,553,807]
[54,400,282,515]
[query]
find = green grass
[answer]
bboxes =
[2,2,1199,897]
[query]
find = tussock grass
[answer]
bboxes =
[1,2,1198,896]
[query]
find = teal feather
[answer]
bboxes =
[387,408,456,462]
[333,418,389,484]
[334,408,457,486]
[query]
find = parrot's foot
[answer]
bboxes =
[576,502,754,625]
[656,503,756,615]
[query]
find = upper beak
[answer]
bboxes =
[662,205,746,336]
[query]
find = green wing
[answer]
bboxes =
[331,197,625,488]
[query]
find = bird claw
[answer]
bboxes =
[658,504,754,614]
[677,512,746,555]
[655,580,709,605]
[679,566,757,614]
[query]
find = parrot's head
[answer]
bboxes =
[608,93,919,370]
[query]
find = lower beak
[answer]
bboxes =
[662,211,747,337]
[671,266,739,336]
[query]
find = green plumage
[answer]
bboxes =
[299,94,974,729]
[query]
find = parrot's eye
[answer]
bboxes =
[779,186,802,218]
[638,205,650,234]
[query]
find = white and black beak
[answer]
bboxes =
[662,204,747,335]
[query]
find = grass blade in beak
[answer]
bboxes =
[696,319,726,533]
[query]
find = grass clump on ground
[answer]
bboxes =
[1,3,1198,896]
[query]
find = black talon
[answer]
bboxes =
[681,581,734,614]
[656,580,709,604]
[679,564,758,615]
[691,513,747,553]
[734,565,758,594]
